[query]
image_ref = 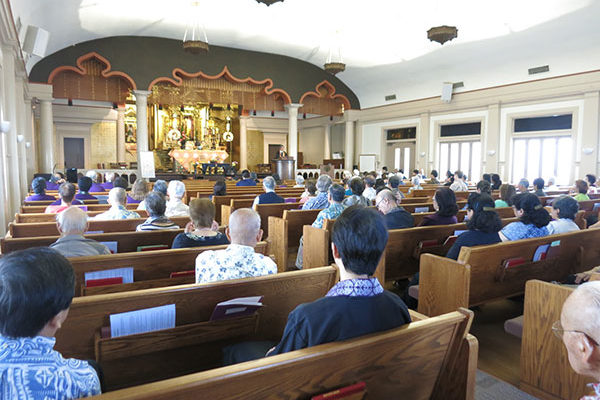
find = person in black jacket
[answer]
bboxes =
[446,193,502,260]
[375,189,414,229]
[223,206,411,363]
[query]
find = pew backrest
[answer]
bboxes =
[91,308,475,400]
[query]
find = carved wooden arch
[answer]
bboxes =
[48,52,137,103]
[299,80,352,116]
[147,66,292,111]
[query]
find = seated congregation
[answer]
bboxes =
[4,167,600,399]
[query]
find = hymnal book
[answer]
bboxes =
[170,270,195,278]
[454,230,467,236]
[532,244,550,261]
[546,240,561,259]
[210,296,264,321]
[443,235,458,247]
[85,230,104,235]
[502,257,526,269]
[86,277,123,288]
[419,239,439,248]
[311,382,367,400]
[136,244,169,252]
[85,267,133,285]
[109,304,176,338]
[100,241,118,254]
[414,207,429,213]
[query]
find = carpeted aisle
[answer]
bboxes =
[475,370,538,400]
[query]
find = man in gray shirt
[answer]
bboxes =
[50,207,111,257]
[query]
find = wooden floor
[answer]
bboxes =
[469,299,524,386]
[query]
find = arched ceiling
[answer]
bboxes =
[10,0,600,108]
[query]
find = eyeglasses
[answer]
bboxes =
[552,320,598,345]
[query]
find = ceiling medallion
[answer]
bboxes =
[255,0,284,5]
[427,25,458,45]
[324,62,346,75]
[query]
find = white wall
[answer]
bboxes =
[299,126,323,165]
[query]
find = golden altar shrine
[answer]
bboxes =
[169,149,229,172]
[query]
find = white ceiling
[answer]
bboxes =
[10,0,600,108]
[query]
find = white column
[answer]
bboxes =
[133,90,151,174]
[39,99,55,173]
[344,120,355,170]
[323,124,331,160]
[581,92,600,179]
[2,46,22,213]
[239,116,248,170]
[116,105,126,162]
[285,103,302,167]
[15,78,28,196]
[24,98,37,179]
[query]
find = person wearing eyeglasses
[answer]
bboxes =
[554,282,600,399]
[375,189,413,230]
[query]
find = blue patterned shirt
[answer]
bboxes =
[500,221,549,241]
[312,203,345,229]
[195,244,277,284]
[0,335,101,399]
[326,278,384,297]
[91,205,140,220]
[302,192,329,210]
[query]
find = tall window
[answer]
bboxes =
[512,137,572,185]
[439,141,481,181]
[394,148,401,170]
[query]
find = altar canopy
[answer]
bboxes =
[169,149,229,172]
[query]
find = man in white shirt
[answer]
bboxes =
[362,176,377,202]
[165,180,189,217]
[449,170,469,192]
[195,208,277,284]
[92,188,140,220]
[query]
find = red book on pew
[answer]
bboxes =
[311,382,367,400]
[419,239,440,248]
[169,270,195,278]
[443,235,458,247]
[86,277,123,287]
[502,257,526,269]
[137,244,169,252]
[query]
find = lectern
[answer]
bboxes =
[272,158,295,180]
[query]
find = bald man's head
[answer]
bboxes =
[227,208,262,247]
[560,281,600,380]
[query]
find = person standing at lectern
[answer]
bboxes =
[276,145,287,159]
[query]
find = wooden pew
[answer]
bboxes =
[24,199,100,206]
[8,216,190,238]
[14,210,149,223]
[255,202,303,237]
[267,209,322,271]
[74,242,268,296]
[418,228,600,317]
[520,280,593,400]
[57,267,338,390]
[221,198,255,226]
[20,203,140,214]
[0,229,183,254]
[92,310,477,400]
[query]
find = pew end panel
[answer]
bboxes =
[520,280,593,400]
[418,254,471,317]
[267,216,288,272]
[303,225,330,270]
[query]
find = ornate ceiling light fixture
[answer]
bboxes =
[255,0,284,5]
[324,30,345,75]
[427,25,458,45]
[183,1,209,53]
